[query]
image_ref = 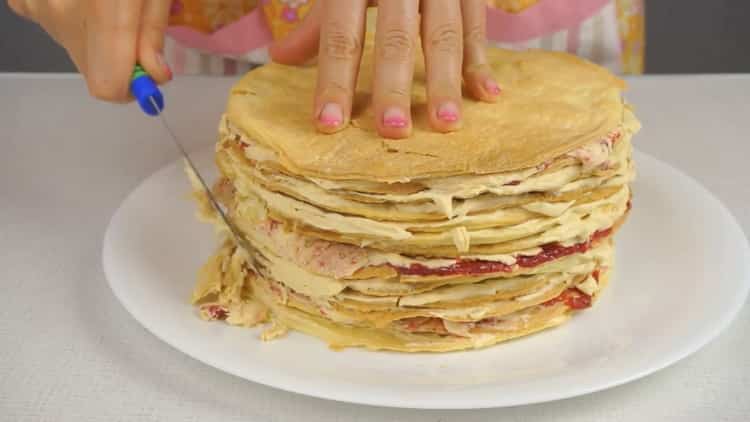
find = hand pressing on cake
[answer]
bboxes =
[7,0,173,102]
[270,0,501,139]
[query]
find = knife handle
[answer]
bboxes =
[130,64,164,116]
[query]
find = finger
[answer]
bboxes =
[461,0,500,102]
[269,1,322,65]
[35,2,89,78]
[314,0,368,133]
[61,23,89,79]
[85,0,143,102]
[66,44,88,78]
[137,0,172,84]
[7,0,33,19]
[421,0,464,132]
[372,0,419,139]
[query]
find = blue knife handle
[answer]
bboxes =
[130,64,164,116]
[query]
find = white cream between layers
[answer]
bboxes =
[222,108,638,218]
[233,182,630,251]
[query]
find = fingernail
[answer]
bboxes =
[383,107,409,128]
[319,103,342,127]
[437,102,459,123]
[485,79,501,95]
[156,53,172,81]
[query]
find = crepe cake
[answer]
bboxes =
[188,38,640,352]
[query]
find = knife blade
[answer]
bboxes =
[130,65,258,269]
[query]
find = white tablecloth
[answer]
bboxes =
[1,74,748,421]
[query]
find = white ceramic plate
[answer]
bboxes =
[103,148,750,409]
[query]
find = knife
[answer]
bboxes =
[130,65,258,267]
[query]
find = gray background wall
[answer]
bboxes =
[1,1,749,73]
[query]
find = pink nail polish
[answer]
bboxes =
[485,79,501,95]
[156,53,172,81]
[437,102,459,123]
[319,103,342,127]
[383,107,408,128]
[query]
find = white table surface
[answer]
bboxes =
[1,73,748,421]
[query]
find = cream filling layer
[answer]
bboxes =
[234,182,629,251]
[223,108,638,217]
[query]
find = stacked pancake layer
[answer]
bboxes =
[189,46,639,352]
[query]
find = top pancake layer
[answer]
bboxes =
[226,41,627,182]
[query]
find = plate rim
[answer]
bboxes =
[102,148,750,409]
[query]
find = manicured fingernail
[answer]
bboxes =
[437,102,459,122]
[383,107,408,128]
[485,79,501,95]
[156,53,172,80]
[319,103,342,127]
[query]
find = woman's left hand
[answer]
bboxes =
[270,0,500,139]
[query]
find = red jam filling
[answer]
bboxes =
[395,228,613,276]
[397,259,513,277]
[543,288,592,309]
[203,305,229,320]
[402,317,447,333]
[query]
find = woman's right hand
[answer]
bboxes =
[271,0,501,139]
[8,0,173,102]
